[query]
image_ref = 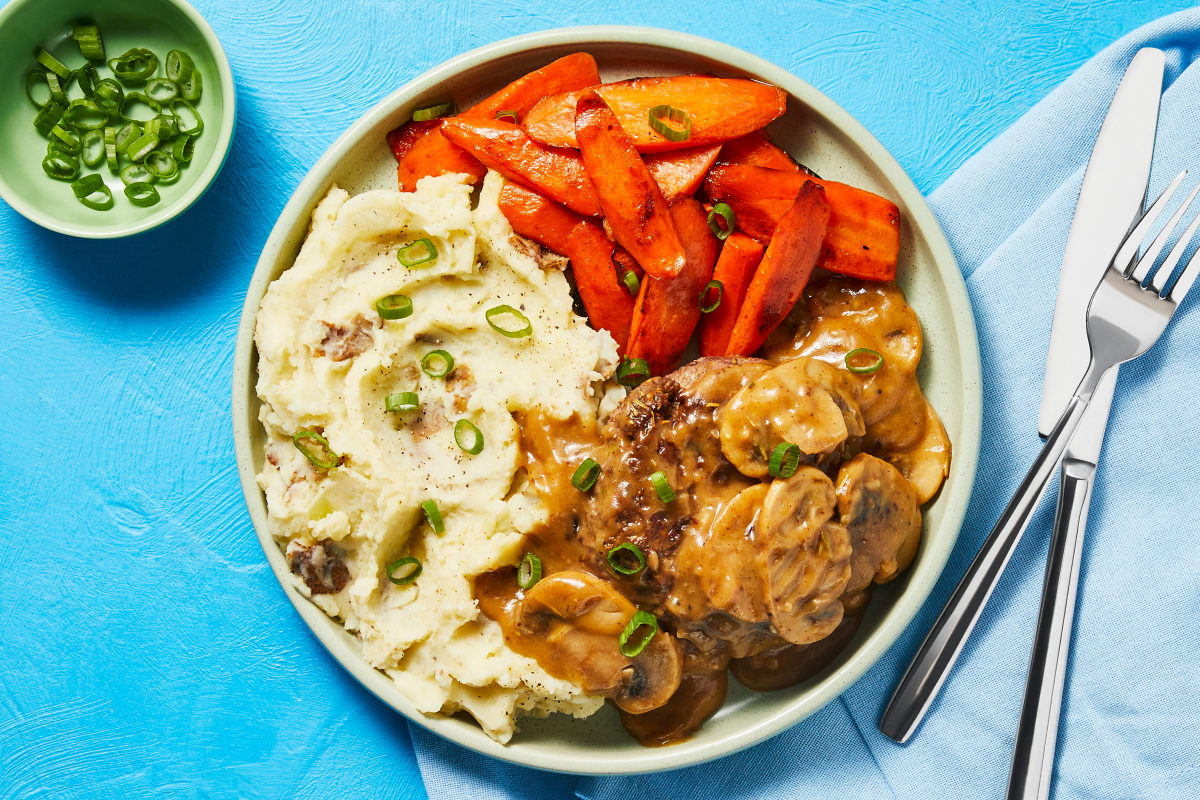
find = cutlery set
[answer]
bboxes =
[878,48,1195,800]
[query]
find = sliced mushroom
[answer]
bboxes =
[882,399,951,504]
[756,467,852,645]
[516,571,682,714]
[836,453,922,595]
[730,607,864,691]
[863,379,928,454]
[619,644,728,746]
[719,357,865,479]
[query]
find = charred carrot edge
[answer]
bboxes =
[497,182,585,255]
[698,232,765,357]
[390,53,601,191]
[564,219,638,353]
[525,75,789,153]
[703,164,900,281]
[442,117,601,216]
[575,90,687,279]
[725,181,831,356]
[628,197,718,374]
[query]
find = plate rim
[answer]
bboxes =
[231,24,982,776]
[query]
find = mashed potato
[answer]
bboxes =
[255,171,619,741]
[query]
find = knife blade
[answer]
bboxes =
[1007,47,1164,800]
[879,47,1165,745]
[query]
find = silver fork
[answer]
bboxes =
[881,171,1200,742]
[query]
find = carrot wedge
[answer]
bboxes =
[442,118,601,216]
[717,131,804,173]
[391,53,601,191]
[726,182,830,357]
[646,144,723,200]
[564,220,638,353]
[526,76,788,153]
[497,182,585,255]
[575,91,686,279]
[703,164,900,281]
[628,197,718,374]
[698,233,765,357]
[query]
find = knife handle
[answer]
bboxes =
[878,394,1090,743]
[1006,459,1094,800]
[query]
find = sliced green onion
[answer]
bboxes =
[124,132,159,162]
[50,125,81,154]
[169,99,203,136]
[397,237,437,267]
[615,357,650,388]
[420,499,445,534]
[571,458,601,492]
[80,129,105,167]
[698,280,724,313]
[621,269,640,297]
[517,553,542,589]
[494,110,519,124]
[75,64,99,96]
[178,68,202,103]
[376,294,413,320]
[120,163,154,186]
[36,48,72,80]
[172,134,196,164]
[647,104,691,143]
[103,126,118,173]
[386,556,421,585]
[114,121,141,151]
[42,151,79,181]
[707,202,735,240]
[420,349,454,379]
[412,101,455,122]
[293,430,339,469]
[33,100,66,136]
[165,50,195,83]
[124,181,160,208]
[145,150,179,181]
[108,48,158,84]
[120,92,160,123]
[768,443,801,479]
[385,391,420,413]
[845,347,885,374]
[606,543,646,576]
[72,23,105,61]
[485,305,532,338]
[63,99,107,131]
[45,72,68,107]
[70,175,114,211]
[26,70,51,108]
[618,610,659,657]
[146,78,178,104]
[92,78,124,115]
[454,419,484,455]
[649,470,675,503]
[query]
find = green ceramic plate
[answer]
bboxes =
[0,0,234,238]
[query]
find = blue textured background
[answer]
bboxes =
[0,1,1191,798]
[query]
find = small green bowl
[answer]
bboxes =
[0,0,234,238]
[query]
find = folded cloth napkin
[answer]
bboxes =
[411,10,1200,798]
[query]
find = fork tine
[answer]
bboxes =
[1131,178,1200,284]
[1151,201,1200,294]
[1117,169,1187,278]
[1168,246,1200,304]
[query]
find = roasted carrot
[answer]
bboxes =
[698,233,765,357]
[703,164,900,281]
[726,181,830,357]
[564,220,638,353]
[628,197,718,374]
[525,76,788,152]
[575,90,687,279]
[717,131,804,173]
[497,182,585,254]
[646,144,723,200]
[391,53,601,191]
[442,118,602,216]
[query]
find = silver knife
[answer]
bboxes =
[1007,48,1164,800]
[878,47,1164,744]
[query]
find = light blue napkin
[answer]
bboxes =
[411,10,1200,798]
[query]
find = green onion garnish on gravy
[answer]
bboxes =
[517,553,542,589]
[768,442,801,479]
[571,458,601,491]
[649,471,675,503]
[618,610,659,657]
[606,543,646,576]
[845,347,885,374]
